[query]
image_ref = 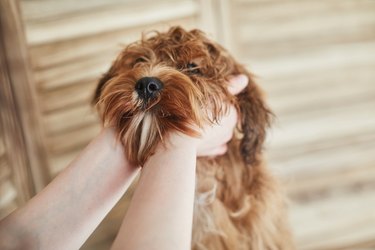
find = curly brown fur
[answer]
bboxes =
[93,26,294,249]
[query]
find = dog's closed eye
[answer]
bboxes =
[133,57,148,67]
[186,62,201,75]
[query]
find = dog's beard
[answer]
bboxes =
[97,65,229,166]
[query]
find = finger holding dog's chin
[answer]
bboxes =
[196,75,248,157]
[165,74,248,157]
[196,105,237,156]
[165,103,236,157]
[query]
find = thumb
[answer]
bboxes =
[227,74,248,95]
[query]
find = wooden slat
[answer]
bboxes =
[23,0,198,45]
[47,123,100,156]
[245,42,375,78]
[35,53,114,91]
[262,62,375,98]
[266,68,375,117]
[30,31,128,70]
[267,107,375,178]
[269,138,375,183]
[44,104,98,135]
[41,81,97,114]
[269,97,375,147]
[235,0,375,58]
[21,0,138,21]
[232,2,375,248]
[286,164,375,201]
[29,17,198,70]
[269,125,375,163]
[235,0,375,23]
[289,187,375,249]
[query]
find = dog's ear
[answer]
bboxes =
[92,58,122,106]
[237,72,272,166]
[92,71,112,105]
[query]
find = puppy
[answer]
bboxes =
[93,26,294,250]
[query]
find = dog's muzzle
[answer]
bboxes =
[135,76,163,101]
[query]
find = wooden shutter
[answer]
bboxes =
[17,0,218,248]
[228,0,375,249]
[2,0,375,248]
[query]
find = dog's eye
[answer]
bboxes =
[187,63,201,75]
[134,57,147,65]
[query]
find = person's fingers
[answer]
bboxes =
[201,107,236,144]
[196,78,244,157]
[227,74,248,95]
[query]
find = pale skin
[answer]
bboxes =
[0,75,248,250]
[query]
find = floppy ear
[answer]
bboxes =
[92,69,113,106]
[237,71,272,166]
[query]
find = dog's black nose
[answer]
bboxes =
[135,77,163,100]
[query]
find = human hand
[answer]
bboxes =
[161,74,248,157]
[196,74,248,157]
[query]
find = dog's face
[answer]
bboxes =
[93,27,270,166]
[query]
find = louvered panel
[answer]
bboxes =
[41,81,96,114]
[266,68,375,118]
[231,0,375,249]
[17,0,375,248]
[234,0,375,59]
[230,0,375,182]
[35,53,114,91]
[290,187,375,250]
[21,0,140,21]
[29,16,197,71]
[23,0,198,46]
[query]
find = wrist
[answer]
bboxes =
[168,132,199,149]
[142,132,198,170]
[152,132,199,157]
[97,127,135,168]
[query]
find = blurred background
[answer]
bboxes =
[1,0,375,249]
